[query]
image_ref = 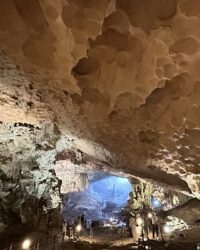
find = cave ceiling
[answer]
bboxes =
[0,0,200,198]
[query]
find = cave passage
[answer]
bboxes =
[61,172,132,223]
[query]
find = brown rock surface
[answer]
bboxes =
[0,1,200,230]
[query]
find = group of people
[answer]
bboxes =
[62,218,79,241]
[62,214,95,241]
[129,211,164,242]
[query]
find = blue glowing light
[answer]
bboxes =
[151,196,161,208]
[62,174,132,220]
[88,175,132,207]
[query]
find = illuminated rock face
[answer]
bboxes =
[0,0,200,233]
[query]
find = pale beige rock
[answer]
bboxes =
[0,0,200,206]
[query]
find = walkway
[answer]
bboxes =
[1,227,198,250]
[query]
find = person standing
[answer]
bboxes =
[158,215,165,241]
[68,218,74,240]
[62,220,67,241]
[86,219,91,236]
[147,213,153,239]
[73,219,80,241]
[81,214,85,228]
[152,213,159,239]
[143,214,149,240]
[90,220,95,237]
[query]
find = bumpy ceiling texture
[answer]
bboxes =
[0,0,200,198]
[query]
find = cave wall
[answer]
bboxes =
[0,49,110,236]
[0,0,199,197]
[0,0,200,237]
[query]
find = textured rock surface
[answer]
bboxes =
[166,198,200,225]
[0,0,200,236]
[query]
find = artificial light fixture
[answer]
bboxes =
[163,225,173,234]
[22,239,31,249]
[152,199,160,208]
[76,224,82,232]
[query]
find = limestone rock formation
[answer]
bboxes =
[166,198,200,226]
[0,0,200,237]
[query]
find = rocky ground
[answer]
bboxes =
[1,226,200,250]
[61,241,197,250]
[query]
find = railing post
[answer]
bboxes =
[53,235,56,250]
[36,241,39,250]
[44,236,47,250]
[9,244,13,250]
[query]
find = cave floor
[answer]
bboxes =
[60,227,199,250]
[79,227,200,245]
[1,227,199,250]
[61,240,197,250]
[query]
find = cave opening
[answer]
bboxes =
[61,172,132,225]
[57,167,198,247]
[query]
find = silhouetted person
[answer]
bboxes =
[90,220,95,237]
[68,218,74,240]
[147,214,152,238]
[158,215,165,240]
[62,220,67,241]
[152,213,159,239]
[73,219,78,240]
[73,219,81,241]
[81,214,85,228]
[143,214,149,239]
